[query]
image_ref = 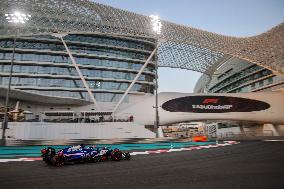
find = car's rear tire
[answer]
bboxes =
[124,153,131,160]
[53,156,64,167]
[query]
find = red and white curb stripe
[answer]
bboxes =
[131,141,240,155]
[0,141,239,163]
[0,157,42,163]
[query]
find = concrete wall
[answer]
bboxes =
[4,122,156,140]
[217,127,241,137]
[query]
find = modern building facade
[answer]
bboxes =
[194,57,284,93]
[0,33,156,113]
[0,0,283,139]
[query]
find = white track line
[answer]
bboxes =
[130,152,149,155]
[263,140,284,142]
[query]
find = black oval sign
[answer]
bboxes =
[161,96,270,113]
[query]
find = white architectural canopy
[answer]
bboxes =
[0,0,283,75]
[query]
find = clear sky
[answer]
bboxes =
[93,0,284,93]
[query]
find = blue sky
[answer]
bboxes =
[94,0,284,93]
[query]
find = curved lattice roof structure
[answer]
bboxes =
[0,0,283,75]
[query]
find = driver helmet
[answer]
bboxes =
[80,144,85,149]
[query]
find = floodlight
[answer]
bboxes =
[4,11,31,24]
[149,15,162,35]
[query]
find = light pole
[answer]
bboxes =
[1,12,31,140]
[154,47,159,137]
[150,15,162,137]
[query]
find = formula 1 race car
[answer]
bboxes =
[41,145,98,166]
[96,147,131,161]
[41,145,131,166]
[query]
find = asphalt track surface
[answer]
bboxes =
[0,141,284,189]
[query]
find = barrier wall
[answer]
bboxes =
[5,122,156,140]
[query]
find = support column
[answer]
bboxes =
[239,124,245,136]
[154,47,159,137]
[13,101,20,121]
[263,124,279,136]
[1,29,17,140]
[275,125,284,136]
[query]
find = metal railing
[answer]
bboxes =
[209,130,280,140]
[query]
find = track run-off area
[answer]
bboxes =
[1,141,284,189]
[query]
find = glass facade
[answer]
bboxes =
[0,40,150,60]
[0,34,156,102]
[0,52,155,72]
[208,65,273,93]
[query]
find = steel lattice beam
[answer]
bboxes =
[0,0,283,75]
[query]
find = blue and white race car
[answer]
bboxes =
[41,144,130,166]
